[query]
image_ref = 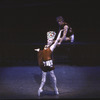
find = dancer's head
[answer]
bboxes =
[56,16,64,22]
[56,16,64,25]
[46,31,56,47]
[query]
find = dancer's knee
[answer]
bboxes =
[42,71,46,82]
[50,71,56,81]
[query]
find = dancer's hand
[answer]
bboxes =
[57,42,61,45]
[60,29,64,32]
[34,48,40,52]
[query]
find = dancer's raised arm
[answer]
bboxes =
[50,29,63,51]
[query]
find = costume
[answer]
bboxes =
[37,48,55,72]
[37,47,59,96]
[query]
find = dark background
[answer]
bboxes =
[0,0,100,66]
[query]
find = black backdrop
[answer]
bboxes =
[0,0,100,66]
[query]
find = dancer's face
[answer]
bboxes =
[57,21,64,26]
[47,39,53,46]
[44,39,53,50]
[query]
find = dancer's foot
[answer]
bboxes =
[54,87,59,95]
[38,88,43,96]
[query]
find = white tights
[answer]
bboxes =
[39,70,58,90]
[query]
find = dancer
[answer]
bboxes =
[34,29,65,96]
[56,16,74,45]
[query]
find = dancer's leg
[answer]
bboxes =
[50,70,59,95]
[38,71,46,96]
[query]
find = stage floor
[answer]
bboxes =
[0,65,100,99]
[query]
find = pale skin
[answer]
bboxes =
[58,25,69,45]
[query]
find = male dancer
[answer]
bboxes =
[56,16,74,45]
[34,29,66,96]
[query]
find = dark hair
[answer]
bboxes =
[56,16,64,22]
